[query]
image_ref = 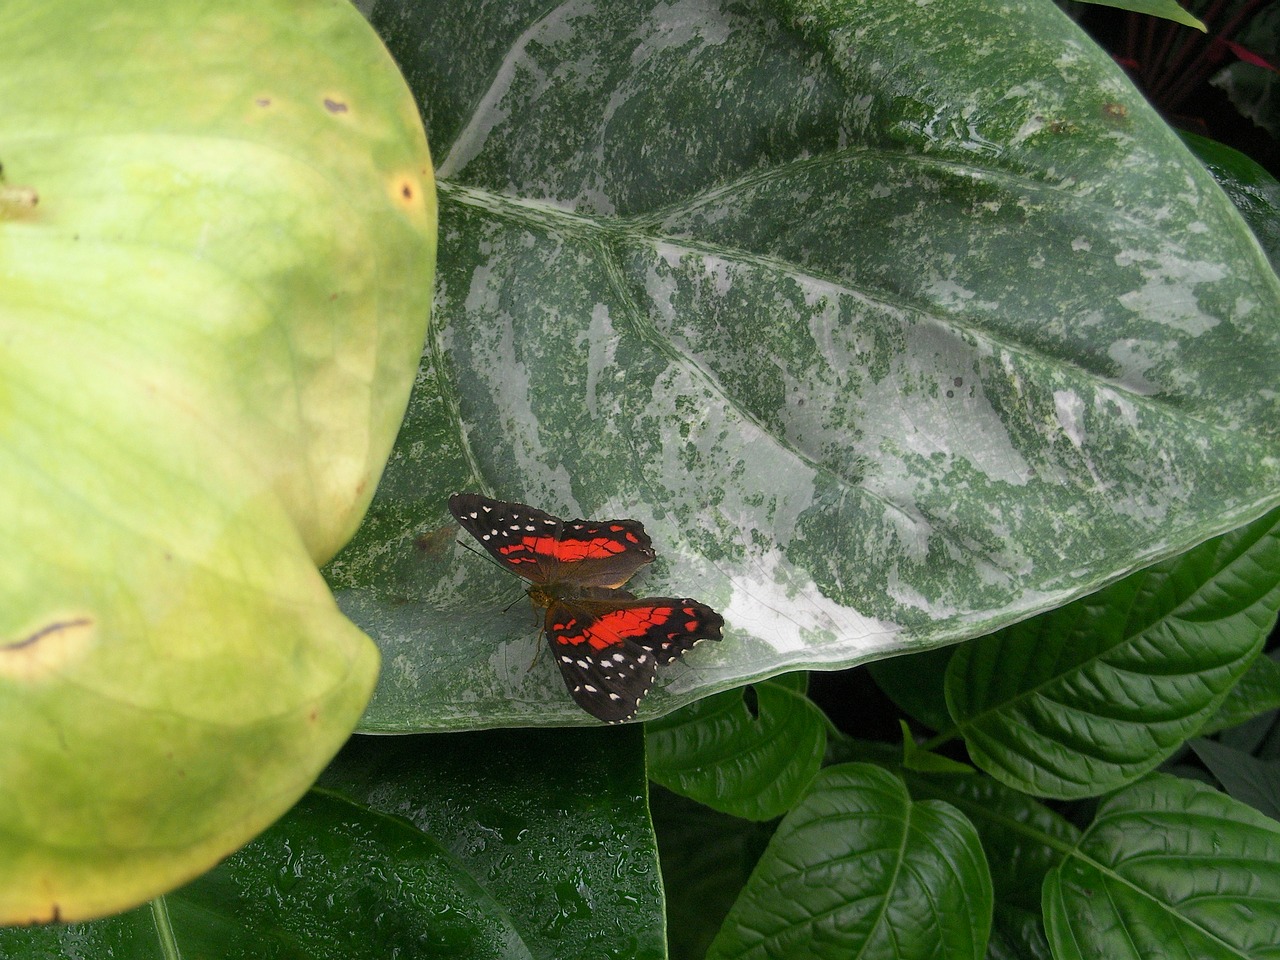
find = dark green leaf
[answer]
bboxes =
[0,791,529,960]
[706,764,992,960]
[901,722,974,774]
[906,771,1079,960]
[1181,131,1280,273]
[868,646,955,733]
[1191,737,1280,820]
[652,786,776,960]
[181,791,529,960]
[333,0,1280,732]
[1199,650,1280,736]
[1043,774,1280,960]
[319,729,666,960]
[646,675,826,820]
[1211,4,1280,141]
[948,508,1280,798]
[0,728,662,960]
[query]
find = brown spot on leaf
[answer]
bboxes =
[323,97,348,114]
[1,185,39,218]
[2,616,96,680]
[1101,102,1129,125]
[3,618,91,651]
[415,524,455,556]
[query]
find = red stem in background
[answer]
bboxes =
[1160,0,1268,111]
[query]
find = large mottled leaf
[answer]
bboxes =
[0,0,435,922]
[327,0,1280,732]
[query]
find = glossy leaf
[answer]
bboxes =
[646,674,827,820]
[906,771,1079,960]
[0,0,434,921]
[900,723,974,774]
[1181,131,1280,271]
[332,0,1280,732]
[868,647,955,733]
[706,764,992,960]
[948,507,1280,798]
[1043,774,1280,960]
[319,729,666,960]
[0,728,659,959]
[1200,651,1280,735]
[0,791,528,960]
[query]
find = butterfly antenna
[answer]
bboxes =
[456,537,527,613]
[455,537,501,568]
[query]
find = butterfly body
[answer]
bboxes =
[449,493,724,723]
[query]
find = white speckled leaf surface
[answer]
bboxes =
[328,0,1280,730]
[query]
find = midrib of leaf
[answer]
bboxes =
[151,895,183,960]
[1057,846,1248,957]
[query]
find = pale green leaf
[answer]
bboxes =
[1075,0,1205,30]
[0,0,435,921]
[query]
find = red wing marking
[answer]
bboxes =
[448,493,654,586]
[551,605,678,651]
[499,533,631,564]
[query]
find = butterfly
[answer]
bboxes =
[449,492,724,723]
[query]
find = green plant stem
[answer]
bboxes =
[150,896,183,960]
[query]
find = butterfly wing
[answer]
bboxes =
[546,594,725,723]
[449,492,655,588]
